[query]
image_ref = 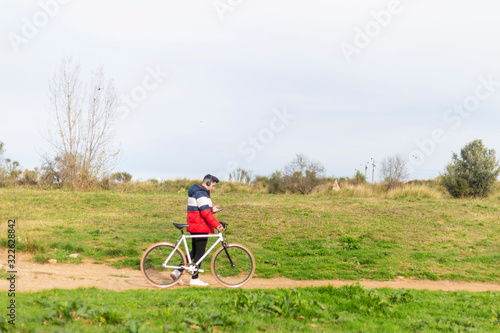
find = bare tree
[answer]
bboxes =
[229,168,253,184]
[283,153,325,194]
[44,56,119,190]
[380,154,409,188]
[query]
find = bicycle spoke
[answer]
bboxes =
[211,244,255,288]
[140,243,185,288]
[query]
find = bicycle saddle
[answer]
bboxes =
[173,223,190,230]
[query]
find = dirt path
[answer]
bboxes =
[2,252,499,292]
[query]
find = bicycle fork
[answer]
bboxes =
[222,242,236,268]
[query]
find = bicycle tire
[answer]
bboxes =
[140,242,186,288]
[211,243,255,288]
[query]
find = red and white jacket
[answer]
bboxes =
[186,184,221,233]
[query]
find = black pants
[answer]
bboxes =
[186,233,208,279]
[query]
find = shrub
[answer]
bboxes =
[19,169,39,186]
[267,172,286,194]
[441,177,470,198]
[351,170,367,184]
[110,172,132,183]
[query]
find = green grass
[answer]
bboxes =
[1,188,499,282]
[3,285,499,332]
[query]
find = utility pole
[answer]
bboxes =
[360,163,369,181]
[371,158,376,184]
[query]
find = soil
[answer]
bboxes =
[2,251,499,292]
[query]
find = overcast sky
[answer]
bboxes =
[1,0,500,181]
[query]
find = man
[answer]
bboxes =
[171,174,224,286]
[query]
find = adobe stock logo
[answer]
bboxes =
[218,107,296,178]
[237,107,296,161]
[339,0,403,64]
[7,0,72,54]
[116,66,169,120]
[213,0,243,21]
[409,74,500,167]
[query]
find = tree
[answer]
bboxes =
[351,170,367,184]
[282,153,325,194]
[0,141,5,180]
[4,159,21,179]
[229,168,253,184]
[380,154,409,188]
[441,139,500,198]
[44,56,119,190]
[0,143,22,185]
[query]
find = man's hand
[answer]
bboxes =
[213,205,222,213]
[217,224,225,232]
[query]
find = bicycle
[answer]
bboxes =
[140,222,255,288]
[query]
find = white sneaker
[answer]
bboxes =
[170,270,183,285]
[190,278,209,287]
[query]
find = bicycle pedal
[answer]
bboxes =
[198,269,204,273]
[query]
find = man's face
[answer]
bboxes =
[205,181,216,191]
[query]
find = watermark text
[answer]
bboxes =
[8,0,72,53]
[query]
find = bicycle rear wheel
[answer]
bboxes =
[140,242,186,288]
[211,243,255,288]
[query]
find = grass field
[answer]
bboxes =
[1,187,499,332]
[3,285,499,332]
[1,187,499,282]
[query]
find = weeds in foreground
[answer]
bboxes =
[7,286,499,332]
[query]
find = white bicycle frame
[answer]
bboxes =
[162,233,225,272]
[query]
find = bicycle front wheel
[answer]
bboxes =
[211,243,255,288]
[140,242,186,288]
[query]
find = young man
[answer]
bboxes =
[171,174,224,286]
